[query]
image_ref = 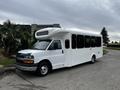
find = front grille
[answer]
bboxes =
[16,59,36,67]
[16,53,26,64]
[16,53,34,65]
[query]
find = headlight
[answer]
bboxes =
[25,53,34,59]
[26,55,34,59]
[24,54,34,64]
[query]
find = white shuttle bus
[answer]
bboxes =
[16,28,103,76]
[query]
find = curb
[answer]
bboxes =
[0,66,16,76]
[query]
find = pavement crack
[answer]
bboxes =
[15,72,47,90]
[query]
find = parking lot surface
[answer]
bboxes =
[0,50,120,90]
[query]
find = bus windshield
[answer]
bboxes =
[33,39,51,50]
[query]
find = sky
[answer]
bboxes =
[0,0,120,41]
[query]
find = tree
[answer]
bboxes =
[0,20,19,55]
[115,41,118,44]
[101,27,109,45]
[16,25,32,50]
[0,20,33,55]
[111,41,114,44]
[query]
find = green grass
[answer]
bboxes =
[106,47,120,50]
[103,49,108,55]
[0,58,15,67]
[103,46,120,55]
[0,49,15,67]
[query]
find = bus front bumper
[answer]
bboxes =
[16,64,37,72]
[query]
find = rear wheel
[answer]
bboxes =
[36,62,50,76]
[91,56,96,64]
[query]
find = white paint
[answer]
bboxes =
[17,28,103,71]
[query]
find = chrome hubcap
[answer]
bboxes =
[41,65,48,75]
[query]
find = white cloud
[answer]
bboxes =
[0,0,120,41]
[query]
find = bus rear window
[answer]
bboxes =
[95,37,101,47]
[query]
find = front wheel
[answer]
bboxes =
[91,56,96,64]
[36,62,50,76]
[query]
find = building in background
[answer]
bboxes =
[0,23,61,42]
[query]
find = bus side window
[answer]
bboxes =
[95,37,101,47]
[65,39,70,49]
[72,34,77,49]
[77,35,84,48]
[85,36,91,48]
[91,36,96,47]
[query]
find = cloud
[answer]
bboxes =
[0,0,120,41]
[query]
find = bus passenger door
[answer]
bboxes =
[47,40,65,69]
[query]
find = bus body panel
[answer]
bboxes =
[62,33,103,67]
[34,29,103,69]
[16,28,103,72]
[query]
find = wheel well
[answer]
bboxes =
[38,59,52,70]
[92,54,96,59]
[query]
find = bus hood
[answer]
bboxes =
[18,49,45,54]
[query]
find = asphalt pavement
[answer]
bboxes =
[0,50,120,90]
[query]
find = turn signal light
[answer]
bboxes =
[23,60,34,64]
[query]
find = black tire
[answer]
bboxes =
[91,56,96,64]
[36,62,50,76]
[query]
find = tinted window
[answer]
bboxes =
[65,39,70,49]
[48,40,62,50]
[95,37,101,47]
[85,36,91,48]
[77,35,84,48]
[91,36,96,47]
[36,31,48,36]
[72,34,77,49]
